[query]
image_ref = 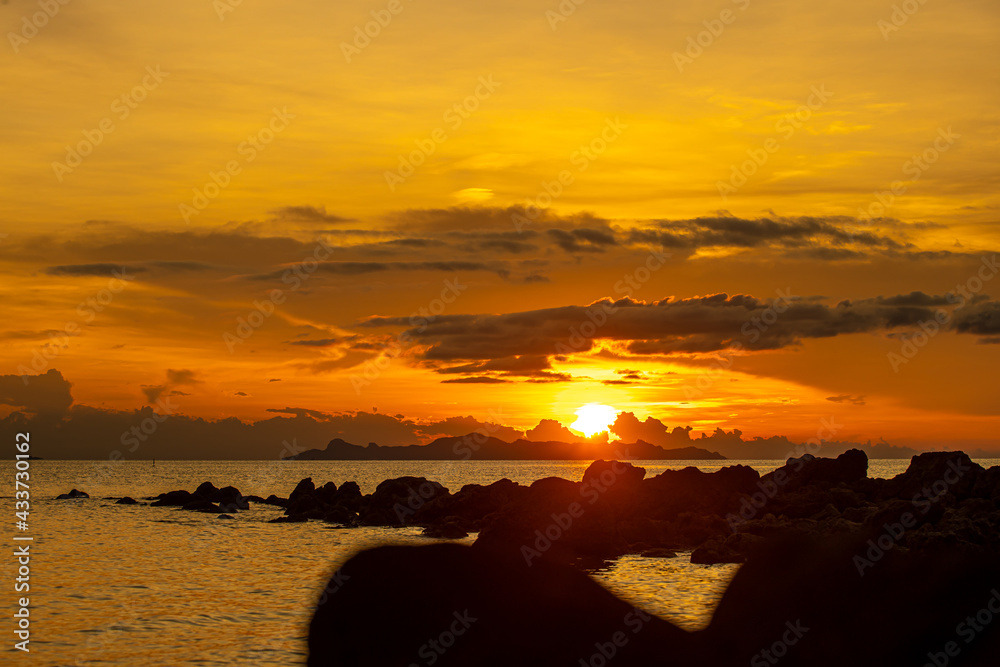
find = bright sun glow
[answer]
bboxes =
[570,403,618,438]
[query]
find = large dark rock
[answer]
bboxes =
[359,476,449,526]
[151,490,194,506]
[308,543,691,666]
[308,534,1000,666]
[879,451,982,503]
[115,496,137,505]
[290,477,317,502]
[56,489,89,499]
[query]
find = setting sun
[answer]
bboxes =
[570,404,618,438]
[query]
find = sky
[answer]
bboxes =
[1,0,998,457]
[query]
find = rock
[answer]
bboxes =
[307,543,692,666]
[582,459,646,490]
[289,478,316,502]
[115,497,138,505]
[421,522,470,539]
[216,514,234,520]
[263,494,290,508]
[879,451,982,503]
[194,481,220,499]
[56,489,89,500]
[691,533,765,565]
[244,495,267,504]
[151,490,194,506]
[217,485,248,512]
[359,477,449,526]
[181,499,221,513]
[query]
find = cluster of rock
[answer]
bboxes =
[55,449,999,570]
[147,481,251,514]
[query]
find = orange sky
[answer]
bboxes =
[1,0,998,453]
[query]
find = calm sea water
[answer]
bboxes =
[8,458,999,666]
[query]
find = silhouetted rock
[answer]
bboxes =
[115,497,137,505]
[309,535,1000,666]
[56,489,89,499]
[308,543,691,666]
[181,499,221,513]
[217,514,234,520]
[290,477,316,502]
[151,489,194,506]
[359,476,449,526]
[217,485,248,512]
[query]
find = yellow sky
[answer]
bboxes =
[1,0,998,451]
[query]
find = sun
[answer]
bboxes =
[570,403,618,438]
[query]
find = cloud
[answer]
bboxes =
[364,292,977,373]
[953,301,1000,337]
[826,395,867,406]
[166,369,200,385]
[141,385,167,403]
[269,205,351,224]
[287,338,342,347]
[526,419,586,443]
[0,369,74,417]
[44,263,145,277]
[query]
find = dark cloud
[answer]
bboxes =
[0,369,73,417]
[44,263,144,277]
[141,385,167,403]
[441,377,511,384]
[953,301,1000,336]
[166,369,200,385]
[826,395,867,406]
[365,292,967,371]
[526,419,586,442]
[287,338,342,347]
[269,205,351,224]
[547,227,618,253]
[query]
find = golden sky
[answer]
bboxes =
[1,0,998,454]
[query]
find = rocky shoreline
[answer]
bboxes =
[56,449,1000,665]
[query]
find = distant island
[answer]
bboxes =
[283,434,726,461]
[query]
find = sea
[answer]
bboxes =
[9,458,1000,666]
